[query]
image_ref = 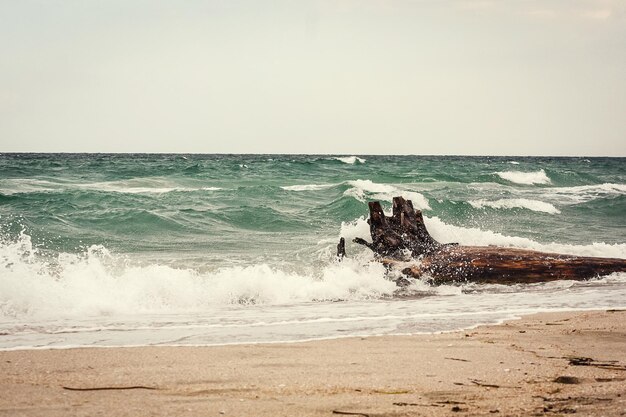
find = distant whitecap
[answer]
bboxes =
[496,169,551,185]
[333,156,366,164]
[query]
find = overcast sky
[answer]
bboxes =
[1,0,624,155]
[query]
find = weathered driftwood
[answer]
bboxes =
[345,196,626,285]
[337,237,346,259]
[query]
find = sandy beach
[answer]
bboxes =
[1,310,625,417]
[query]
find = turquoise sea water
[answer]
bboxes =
[1,154,625,349]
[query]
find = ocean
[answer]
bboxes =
[1,154,625,350]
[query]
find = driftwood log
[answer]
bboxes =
[345,196,626,285]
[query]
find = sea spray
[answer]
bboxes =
[0,231,396,320]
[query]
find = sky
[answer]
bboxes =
[1,0,625,156]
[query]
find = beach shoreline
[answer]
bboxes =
[1,310,625,416]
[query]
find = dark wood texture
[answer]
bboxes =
[336,237,346,259]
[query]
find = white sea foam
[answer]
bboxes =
[469,198,561,214]
[340,216,371,243]
[281,184,335,192]
[496,169,551,185]
[346,179,396,195]
[0,179,59,195]
[542,183,626,204]
[344,179,431,210]
[0,232,395,320]
[377,191,431,211]
[425,216,626,258]
[466,182,626,205]
[0,178,223,195]
[333,156,366,164]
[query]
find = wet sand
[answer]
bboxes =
[1,310,625,416]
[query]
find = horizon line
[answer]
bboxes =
[0,151,624,158]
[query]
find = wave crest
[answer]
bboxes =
[425,216,626,258]
[469,198,560,214]
[333,156,366,164]
[545,183,626,204]
[344,180,431,210]
[0,233,395,320]
[281,184,335,192]
[496,169,551,185]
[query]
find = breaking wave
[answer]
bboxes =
[333,156,366,164]
[469,198,560,214]
[344,179,431,210]
[0,232,394,320]
[425,216,626,258]
[496,169,551,185]
[543,183,626,204]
